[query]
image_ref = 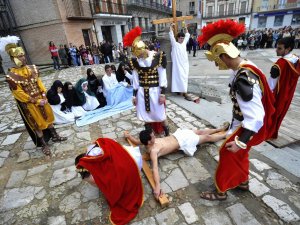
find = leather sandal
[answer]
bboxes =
[200,191,227,201]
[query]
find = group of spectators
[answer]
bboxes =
[48,41,129,70]
[232,26,300,50]
[47,63,133,124]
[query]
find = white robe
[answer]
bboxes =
[102,73,119,97]
[169,30,190,92]
[82,92,100,111]
[132,51,167,122]
[51,93,75,124]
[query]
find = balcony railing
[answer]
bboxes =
[127,0,182,17]
[257,2,300,12]
[64,0,92,19]
[203,8,251,19]
[93,1,129,15]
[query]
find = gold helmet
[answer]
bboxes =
[123,26,147,59]
[198,20,245,70]
[0,35,25,67]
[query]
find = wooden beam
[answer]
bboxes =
[151,15,193,25]
[126,138,169,208]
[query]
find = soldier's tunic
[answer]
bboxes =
[215,61,275,193]
[130,51,167,122]
[6,65,54,130]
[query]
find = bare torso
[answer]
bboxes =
[147,135,180,157]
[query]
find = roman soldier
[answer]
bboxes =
[197,20,275,200]
[0,35,67,156]
[123,27,169,136]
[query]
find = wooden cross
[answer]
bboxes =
[126,137,169,208]
[151,0,193,35]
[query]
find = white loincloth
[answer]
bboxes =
[172,129,200,156]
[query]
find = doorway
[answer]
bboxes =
[101,26,113,43]
[82,29,92,47]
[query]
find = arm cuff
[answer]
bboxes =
[239,128,255,144]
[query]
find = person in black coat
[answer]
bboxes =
[116,62,132,85]
[86,68,107,107]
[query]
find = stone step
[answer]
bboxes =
[281,146,300,159]
[261,147,300,178]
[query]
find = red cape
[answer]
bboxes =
[270,58,300,138]
[77,138,143,225]
[215,64,276,193]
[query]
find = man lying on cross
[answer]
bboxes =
[124,123,229,200]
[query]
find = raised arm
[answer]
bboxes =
[169,23,177,46]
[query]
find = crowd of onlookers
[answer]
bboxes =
[48,41,130,70]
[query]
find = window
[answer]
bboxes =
[207,5,213,17]
[240,1,247,14]
[291,14,300,25]
[189,1,195,15]
[228,3,234,15]
[274,15,283,26]
[258,16,267,28]
[219,4,224,16]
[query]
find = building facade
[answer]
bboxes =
[91,0,131,46]
[202,0,253,29]
[177,0,202,34]
[251,0,300,29]
[126,0,179,40]
[1,0,96,66]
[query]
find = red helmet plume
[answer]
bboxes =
[198,19,245,47]
[123,26,143,47]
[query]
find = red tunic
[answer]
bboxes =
[76,138,143,225]
[215,64,275,193]
[270,58,300,138]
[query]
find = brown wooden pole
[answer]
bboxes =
[172,0,177,35]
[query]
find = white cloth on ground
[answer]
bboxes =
[82,92,100,111]
[132,51,167,122]
[51,93,75,124]
[169,30,190,93]
[172,128,200,156]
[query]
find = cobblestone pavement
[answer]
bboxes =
[0,62,299,225]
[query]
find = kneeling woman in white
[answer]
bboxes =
[74,78,100,111]
[47,80,75,124]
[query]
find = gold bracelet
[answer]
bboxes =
[234,136,247,149]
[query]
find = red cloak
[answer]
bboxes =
[76,138,143,225]
[215,64,276,193]
[270,58,300,138]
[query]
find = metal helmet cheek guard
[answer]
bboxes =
[198,20,245,70]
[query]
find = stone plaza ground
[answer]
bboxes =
[0,49,299,224]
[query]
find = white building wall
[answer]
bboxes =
[283,14,293,27]
[251,17,258,29]
[266,16,275,28]
[94,22,104,42]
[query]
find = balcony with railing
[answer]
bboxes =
[127,0,182,17]
[203,7,251,19]
[256,1,300,12]
[64,0,92,20]
[93,1,130,15]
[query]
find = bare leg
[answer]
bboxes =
[198,132,226,145]
[194,122,230,135]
